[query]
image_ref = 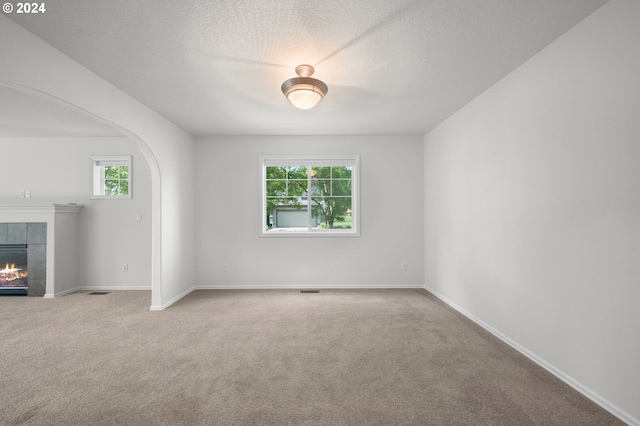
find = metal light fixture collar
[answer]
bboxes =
[281,65,328,110]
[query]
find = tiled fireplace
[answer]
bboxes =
[0,223,47,296]
[0,204,83,297]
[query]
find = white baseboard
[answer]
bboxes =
[76,286,151,291]
[149,286,195,311]
[44,286,151,298]
[194,284,425,290]
[424,285,639,426]
[45,287,79,298]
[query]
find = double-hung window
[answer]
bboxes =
[260,155,359,237]
[90,156,132,199]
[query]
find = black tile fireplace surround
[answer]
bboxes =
[0,223,47,297]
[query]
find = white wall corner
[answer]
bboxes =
[149,286,195,311]
[423,285,639,426]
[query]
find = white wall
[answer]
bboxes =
[424,0,640,423]
[1,16,196,309]
[196,135,424,288]
[0,137,152,290]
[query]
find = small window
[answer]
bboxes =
[90,156,132,199]
[260,155,359,237]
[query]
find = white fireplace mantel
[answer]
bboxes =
[0,203,84,297]
[0,203,84,214]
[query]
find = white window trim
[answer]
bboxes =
[89,155,132,199]
[260,154,360,237]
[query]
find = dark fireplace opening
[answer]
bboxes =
[0,245,28,295]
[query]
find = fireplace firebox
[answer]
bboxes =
[0,245,28,295]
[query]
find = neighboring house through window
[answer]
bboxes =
[260,155,359,236]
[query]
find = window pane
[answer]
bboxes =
[311,179,331,196]
[272,207,310,228]
[104,180,119,195]
[120,180,129,195]
[266,198,307,229]
[311,196,352,229]
[119,167,129,179]
[287,179,307,197]
[312,166,330,179]
[105,166,119,179]
[266,180,286,196]
[332,179,351,196]
[286,166,307,179]
[266,200,277,227]
[266,166,286,179]
[331,166,352,178]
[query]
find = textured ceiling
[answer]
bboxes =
[7,0,608,136]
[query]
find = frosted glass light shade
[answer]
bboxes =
[286,86,324,109]
[281,65,328,110]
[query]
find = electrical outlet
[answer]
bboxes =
[25,190,31,198]
[401,262,408,272]
[19,191,25,198]
[123,264,129,272]
[223,263,229,272]
[136,213,142,221]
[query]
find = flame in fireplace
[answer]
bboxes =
[0,262,28,286]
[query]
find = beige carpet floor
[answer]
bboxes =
[0,289,623,425]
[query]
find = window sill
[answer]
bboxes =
[260,228,360,238]
[89,195,132,200]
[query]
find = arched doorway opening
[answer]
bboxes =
[0,82,162,305]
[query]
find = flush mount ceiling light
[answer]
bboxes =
[281,65,328,110]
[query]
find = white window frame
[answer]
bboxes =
[260,155,360,237]
[89,156,132,199]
